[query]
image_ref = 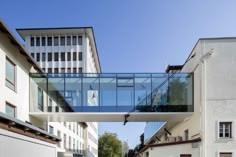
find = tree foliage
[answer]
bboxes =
[98,132,122,157]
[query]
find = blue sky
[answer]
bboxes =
[2,0,236,149]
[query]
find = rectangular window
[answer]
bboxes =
[180,155,192,157]
[219,122,232,138]
[54,36,59,46]
[36,53,40,62]
[220,152,232,157]
[67,36,71,45]
[184,129,189,141]
[5,57,16,91]
[61,52,65,61]
[78,36,82,45]
[61,68,65,73]
[38,87,44,111]
[48,53,52,61]
[42,37,46,46]
[31,53,34,58]
[54,68,59,73]
[49,125,54,134]
[79,67,82,73]
[73,52,77,61]
[67,68,71,73]
[36,37,40,46]
[73,68,77,73]
[79,52,82,61]
[30,37,34,46]
[48,68,52,73]
[42,52,46,61]
[5,102,16,117]
[67,52,71,61]
[64,134,67,149]
[57,130,61,147]
[72,36,77,45]
[54,52,59,61]
[42,68,45,72]
[47,37,52,46]
[60,36,65,46]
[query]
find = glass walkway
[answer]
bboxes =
[30,73,193,114]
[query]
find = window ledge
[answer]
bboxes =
[216,138,234,143]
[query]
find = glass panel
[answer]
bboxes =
[6,59,15,86]
[117,87,134,111]
[6,104,15,117]
[38,87,44,111]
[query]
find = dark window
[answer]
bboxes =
[61,52,65,61]
[30,37,34,46]
[73,52,77,61]
[38,87,44,111]
[54,52,59,61]
[42,37,46,46]
[6,102,16,117]
[184,129,189,141]
[61,68,65,73]
[54,68,59,73]
[79,67,82,73]
[72,36,77,45]
[42,68,45,72]
[48,68,52,73]
[67,36,71,45]
[79,52,82,61]
[49,125,54,134]
[67,52,71,61]
[42,52,46,61]
[220,152,232,157]
[36,37,40,46]
[67,68,71,73]
[219,122,232,138]
[48,53,52,61]
[73,68,77,73]
[6,57,16,91]
[54,36,59,46]
[180,155,192,157]
[60,36,65,46]
[36,53,40,61]
[47,37,52,46]
[78,36,82,45]
[31,53,34,58]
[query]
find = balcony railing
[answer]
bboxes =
[30,73,193,113]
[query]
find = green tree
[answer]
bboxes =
[98,132,122,157]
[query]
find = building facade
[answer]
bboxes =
[139,38,236,157]
[17,27,100,157]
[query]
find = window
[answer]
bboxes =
[73,52,77,61]
[67,52,71,61]
[5,102,16,117]
[49,125,54,134]
[60,36,65,46]
[67,68,71,73]
[42,52,46,61]
[57,130,61,147]
[79,67,82,73]
[78,36,82,45]
[54,36,59,46]
[31,53,34,58]
[67,36,71,45]
[54,52,59,61]
[48,53,52,61]
[61,68,65,73]
[73,68,77,73]
[5,57,16,91]
[38,87,44,111]
[72,36,77,45]
[220,152,232,157]
[42,37,46,46]
[184,129,189,141]
[54,68,59,73]
[36,53,40,62]
[69,136,71,150]
[48,68,52,73]
[30,37,34,46]
[219,122,232,138]
[61,52,65,61]
[36,37,40,46]
[64,134,67,149]
[42,68,45,72]
[47,37,52,46]
[79,52,82,61]
[180,155,191,157]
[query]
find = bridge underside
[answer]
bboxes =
[30,112,193,123]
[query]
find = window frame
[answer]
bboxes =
[219,152,232,157]
[5,57,16,91]
[218,121,232,139]
[38,87,44,111]
[5,101,16,118]
[30,37,34,46]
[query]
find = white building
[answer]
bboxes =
[16,27,100,157]
[139,38,236,157]
[0,19,60,157]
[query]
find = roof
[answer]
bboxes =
[0,19,43,73]
[16,27,102,73]
[0,112,61,143]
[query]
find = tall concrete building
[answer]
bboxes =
[17,27,100,157]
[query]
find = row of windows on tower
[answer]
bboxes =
[30,36,83,46]
[31,52,82,62]
[42,67,83,73]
